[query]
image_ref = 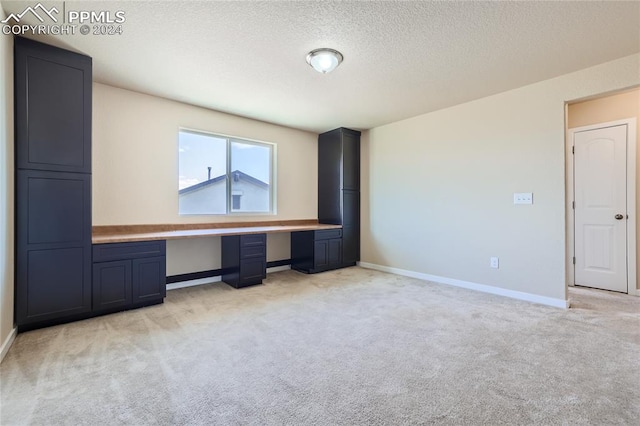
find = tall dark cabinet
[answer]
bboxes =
[318,127,361,266]
[14,38,93,331]
[292,127,361,273]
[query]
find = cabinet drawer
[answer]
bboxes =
[241,245,266,259]
[315,229,342,240]
[93,240,166,263]
[240,234,266,247]
[239,259,267,284]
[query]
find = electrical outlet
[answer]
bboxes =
[514,192,533,204]
[490,257,499,269]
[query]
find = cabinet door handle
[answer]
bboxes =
[615,214,624,220]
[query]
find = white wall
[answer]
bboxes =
[362,54,640,302]
[0,1,15,355]
[93,83,318,274]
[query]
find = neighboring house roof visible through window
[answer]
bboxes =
[178,170,269,195]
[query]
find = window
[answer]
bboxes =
[232,194,241,210]
[178,130,274,215]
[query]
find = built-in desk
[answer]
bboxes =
[92,220,342,244]
[89,220,342,320]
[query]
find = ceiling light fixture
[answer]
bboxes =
[306,48,343,74]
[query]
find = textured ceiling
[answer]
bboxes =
[3,1,639,133]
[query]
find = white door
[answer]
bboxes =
[574,124,628,293]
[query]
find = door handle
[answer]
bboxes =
[615,214,624,220]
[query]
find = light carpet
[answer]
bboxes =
[1,267,639,425]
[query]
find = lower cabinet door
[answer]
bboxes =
[314,240,329,269]
[328,238,342,267]
[93,260,132,311]
[239,258,266,287]
[17,246,92,325]
[132,256,166,303]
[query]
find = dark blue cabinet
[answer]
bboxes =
[16,170,92,325]
[291,229,343,273]
[222,234,267,288]
[292,127,360,274]
[14,38,93,331]
[317,128,360,266]
[15,37,92,174]
[93,241,166,313]
[133,256,167,303]
[93,260,133,312]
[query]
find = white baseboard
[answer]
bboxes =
[167,276,221,291]
[357,262,569,309]
[167,265,291,291]
[267,265,291,273]
[0,327,17,363]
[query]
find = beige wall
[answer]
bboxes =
[93,83,318,274]
[0,2,15,351]
[568,88,640,290]
[362,54,640,302]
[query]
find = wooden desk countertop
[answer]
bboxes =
[92,220,342,244]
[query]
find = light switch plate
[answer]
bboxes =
[514,192,533,204]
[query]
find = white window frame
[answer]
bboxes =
[179,128,277,216]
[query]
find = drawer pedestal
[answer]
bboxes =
[222,234,267,288]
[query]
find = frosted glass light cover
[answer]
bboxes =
[306,49,343,73]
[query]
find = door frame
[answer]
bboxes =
[567,118,638,295]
